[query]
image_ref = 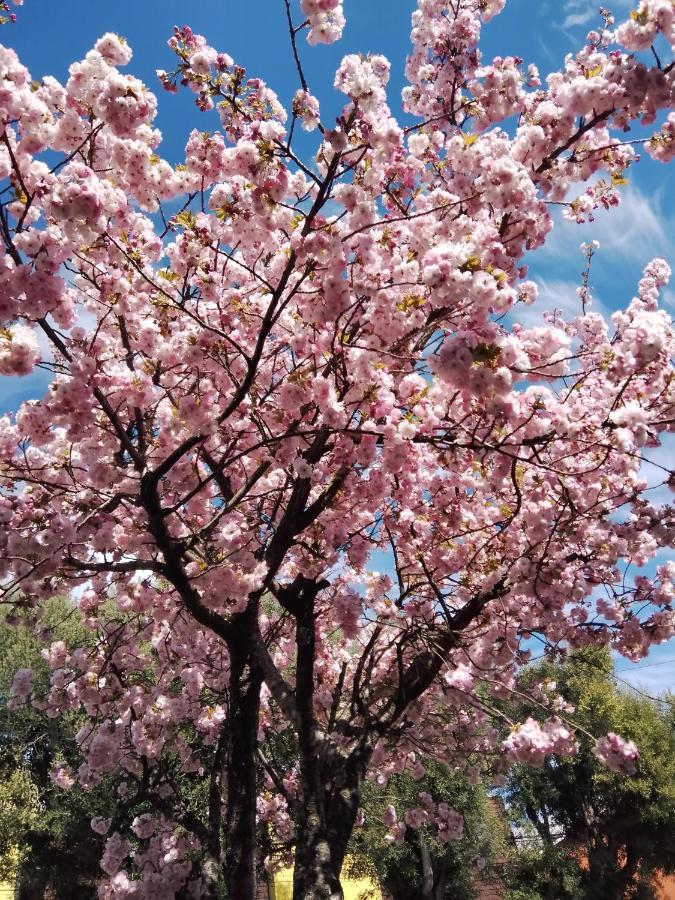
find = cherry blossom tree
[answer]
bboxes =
[1,0,675,897]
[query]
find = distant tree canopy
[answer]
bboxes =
[503,649,675,900]
[0,599,118,899]
[347,759,509,900]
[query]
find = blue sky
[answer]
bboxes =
[1,0,674,695]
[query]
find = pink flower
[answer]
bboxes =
[51,762,75,790]
[94,73,157,137]
[9,667,34,706]
[131,813,157,839]
[292,90,321,132]
[593,733,639,775]
[301,0,345,45]
[91,817,112,835]
[0,325,39,376]
[94,33,132,67]
[503,718,554,767]
[382,804,398,827]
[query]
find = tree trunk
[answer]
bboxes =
[325,746,371,871]
[287,576,385,898]
[292,748,371,899]
[223,643,263,900]
[420,836,435,900]
[197,722,229,899]
[293,817,344,900]
[292,591,344,900]
[433,856,449,900]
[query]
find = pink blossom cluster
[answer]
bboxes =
[8,666,33,707]
[616,0,675,51]
[292,88,321,131]
[592,732,639,775]
[0,324,39,375]
[503,718,578,767]
[96,824,199,900]
[300,0,345,45]
[51,762,75,790]
[384,793,464,845]
[648,112,675,163]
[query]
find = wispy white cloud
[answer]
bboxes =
[551,0,632,55]
[556,0,645,45]
[536,33,560,64]
[540,186,671,268]
[510,277,608,330]
[557,0,603,41]
[640,434,675,488]
[563,9,595,29]
[539,276,608,316]
[564,0,631,8]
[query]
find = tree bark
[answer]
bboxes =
[433,856,449,900]
[420,836,435,900]
[293,820,344,900]
[292,588,344,900]
[193,720,227,899]
[223,641,263,900]
[292,626,373,897]
[286,579,510,897]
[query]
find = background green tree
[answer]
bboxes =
[347,760,509,900]
[0,599,118,899]
[503,649,675,900]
